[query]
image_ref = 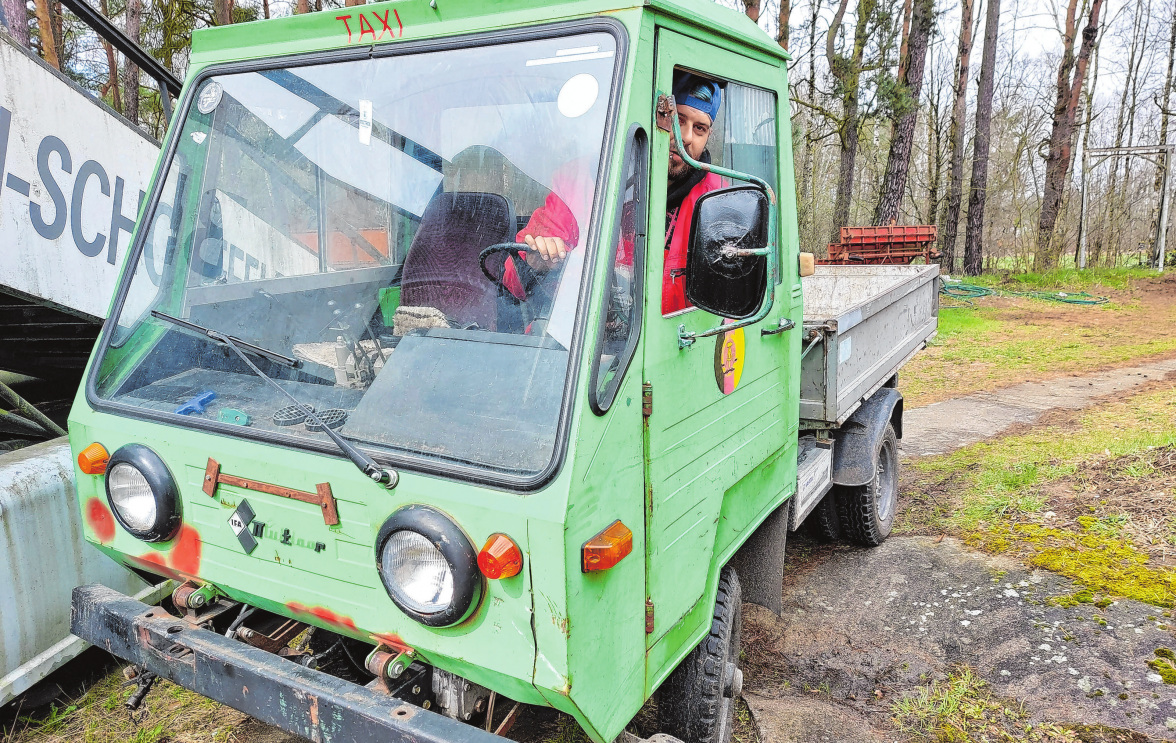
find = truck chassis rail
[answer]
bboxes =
[71,584,501,743]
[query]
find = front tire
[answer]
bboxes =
[837,423,899,546]
[659,566,743,743]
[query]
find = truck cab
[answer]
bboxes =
[66,2,937,742]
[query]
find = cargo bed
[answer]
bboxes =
[798,265,939,428]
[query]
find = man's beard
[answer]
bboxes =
[668,147,691,181]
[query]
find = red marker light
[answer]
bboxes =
[78,443,109,475]
[582,520,632,573]
[478,534,522,580]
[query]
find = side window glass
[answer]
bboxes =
[590,125,647,415]
[662,75,778,316]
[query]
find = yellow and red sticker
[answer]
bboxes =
[714,323,745,395]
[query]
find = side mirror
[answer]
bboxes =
[684,186,770,319]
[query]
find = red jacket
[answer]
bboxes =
[661,172,724,315]
[511,171,724,314]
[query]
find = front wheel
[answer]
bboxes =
[836,422,899,546]
[659,566,743,743]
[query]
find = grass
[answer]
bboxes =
[891,667,1080,742]
[4,671,245,743]
[901,269,1176,408]
[900,382,1176,608]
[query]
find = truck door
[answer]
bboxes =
[642,29,791,646]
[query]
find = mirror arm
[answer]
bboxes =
[659,93,781,351]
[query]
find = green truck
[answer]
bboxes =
[67,1,939,741]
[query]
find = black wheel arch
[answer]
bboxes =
[830,387,903,487]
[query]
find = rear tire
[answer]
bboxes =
[811,489,843,542]
[837,423,899,546]
[659,566,743,743]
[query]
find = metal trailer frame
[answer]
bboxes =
[798,265,940,428]
[1078,144,1172,272]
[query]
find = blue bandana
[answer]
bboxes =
[672,73,722,124]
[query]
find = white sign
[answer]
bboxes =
[0,33,161,321]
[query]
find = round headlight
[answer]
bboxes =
[375,505,482,627]
[108,463,157,531]
[104,444,181,542]
[381,531,454,613]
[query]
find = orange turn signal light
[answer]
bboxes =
[78,443,109,475]
[582,520,632,573]
[478,533,523,579]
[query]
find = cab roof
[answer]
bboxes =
[189,0,788,72]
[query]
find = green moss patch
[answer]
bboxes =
[966,523,1176,608]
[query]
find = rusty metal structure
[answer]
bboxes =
[820,225,939,265]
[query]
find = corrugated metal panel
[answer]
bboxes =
[0,439,149,704]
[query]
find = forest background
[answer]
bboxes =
[0,0,1170,275]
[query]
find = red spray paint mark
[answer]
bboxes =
[339,10,403,43]
[287,602,359,633]
[358,13,376,41]
[336,14,353,43]
[371,631,413,654]
[373,9,392,39]
[171,525,202,576]
[85,497,116,544]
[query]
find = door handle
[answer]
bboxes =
[761,318,795,336]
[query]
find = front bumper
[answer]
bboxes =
[71,584,502,743]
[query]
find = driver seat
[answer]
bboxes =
[399,192,515,331]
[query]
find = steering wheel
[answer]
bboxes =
[479,242,542,299]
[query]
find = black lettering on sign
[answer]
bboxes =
[71,160,110,257]
[31,136,71,240]
[108,176,143,266]
[0,106,10,202]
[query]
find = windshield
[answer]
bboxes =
[92,31,619,478]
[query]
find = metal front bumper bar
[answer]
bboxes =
[71,584,502,743]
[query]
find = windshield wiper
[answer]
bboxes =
[151,311,302,370]
[217,330,399,489]
[151,310,398,488]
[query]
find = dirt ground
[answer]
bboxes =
[902,273,1176,409]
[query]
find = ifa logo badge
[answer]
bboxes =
[229,499,259,554]
[714,322,745,395]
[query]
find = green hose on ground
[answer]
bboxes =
[939,280,1109,307]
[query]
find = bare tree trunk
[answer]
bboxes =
[122,0,141,125]
[928,76,943,227]
[1,0,29,46]
[263,0,270,18]
[214,0,231,25]
[742,0,760,22]
[345,0,365,5]
[874,0,935,225]
[962,0,1000,275]
[828,0,876,244]
[33,0,58,68]
[1035,0,1106,270]
[937,0,974,273]
[296,0,309,13]
[99,0,121,113]
[1159,4,1176,158]
[778,0,790,49]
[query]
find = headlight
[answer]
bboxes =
[104,444,181,542]
[376,505,481,627]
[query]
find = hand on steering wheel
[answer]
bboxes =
[523,235,568,271]
[479,243,539,298]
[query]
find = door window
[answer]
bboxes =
[661,75,777,315]
[590,125,647,414]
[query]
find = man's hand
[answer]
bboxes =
[523,234,567,272]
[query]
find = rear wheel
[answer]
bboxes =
[810,489,843,542]
[659,566,743,743]
[837,423,899,546]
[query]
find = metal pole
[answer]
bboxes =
[156,77,172,128]
[1156,149,1171,272]
[0,382,66,437]
[1078,147,1089,270]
